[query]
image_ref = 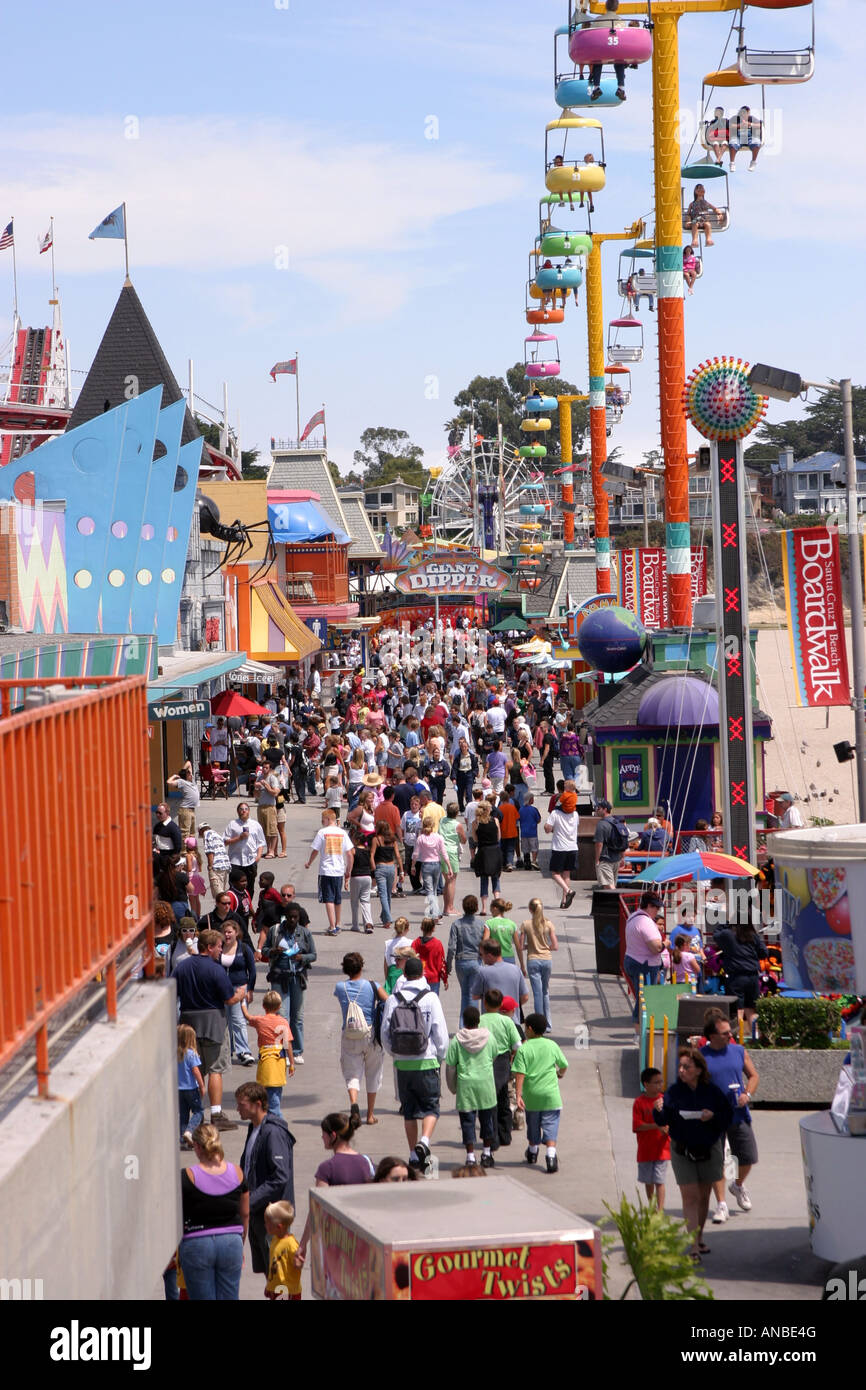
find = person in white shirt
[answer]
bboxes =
[381,955,449,1174]
[210,718,231,766]
[545,791,579,910]
[487,700,506,736]
[224,801,267,895]
[778,794,805,830]
[305,808,355,935]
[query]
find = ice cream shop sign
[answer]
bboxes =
[394,554,509,596]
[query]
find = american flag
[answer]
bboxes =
[0,221,13,251]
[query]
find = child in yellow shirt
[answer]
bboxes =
[264,1201,302,1300]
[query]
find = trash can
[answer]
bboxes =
[675,993,738,1047]
[592,887,623,976]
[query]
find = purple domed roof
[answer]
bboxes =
[638,676,719,728]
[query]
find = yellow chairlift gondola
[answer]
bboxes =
[544,116,606,212]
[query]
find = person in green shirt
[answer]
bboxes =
[445,1006,499,1168]
[481,989,523,1149]
[482,898,526,974]
[512,1013,568,1173]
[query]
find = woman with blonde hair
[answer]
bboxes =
[518,898,559,1031]
[179,1123,249,1300]
[412,815,450,920]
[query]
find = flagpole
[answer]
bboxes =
[10,220,18,322]
[49,217,57,303]
[122,201,129,279]
[322,404,327,454]
[295,351,300,445]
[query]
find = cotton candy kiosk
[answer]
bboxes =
[768,825,866,1264]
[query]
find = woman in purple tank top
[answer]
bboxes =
[180,1124,249,1300]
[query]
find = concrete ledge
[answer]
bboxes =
[0,981,180,1299]
[750,1049,843,1105]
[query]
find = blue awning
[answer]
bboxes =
[268,499,350,545]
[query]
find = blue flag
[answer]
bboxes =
[89,205,125,240]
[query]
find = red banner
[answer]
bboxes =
[781,526,850,707]
[617,547,707,629]
[402,1240,594,1301]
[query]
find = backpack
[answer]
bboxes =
[609,817,631,855]
[388,988,431,1057]
[342,981,373,1042]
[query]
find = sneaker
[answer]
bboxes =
[326,927,340,936]
[413,1138,433,1175]
[616,87,627,101]
[294,1054,304,1064]
[590,87,602,101]
[545,1153,559,1174]
[480,1152,495,1168]
[209,1113,239,1132]
[180,1133,193,1150]
[712,1200,729,1224]
[524,1146,539,1165]
[729,1182,752,1211]
[237,1054,255,1067]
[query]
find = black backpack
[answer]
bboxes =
[609,817,632,855]
[388,988,431,1056]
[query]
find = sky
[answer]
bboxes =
[1,0,860,477]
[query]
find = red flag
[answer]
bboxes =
[300,407,325,442]
[269,358,297,381]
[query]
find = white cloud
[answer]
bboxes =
[3,115,525,312]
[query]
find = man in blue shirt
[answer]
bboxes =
[518,794,542,870]
[701,1009,760,1224]
[175,928,247,1131]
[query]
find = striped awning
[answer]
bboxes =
[250,583,322,661]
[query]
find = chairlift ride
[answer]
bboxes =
[518,443,548,458]
[705,1,814,86]
[524,331,561,379]
[682,161,731,238]
[568,9,653,71]
[554,26,622,109]
[538,197,592,239]
[544,117,606,205]
[617,246,658,301]
[607,316,644,364]
[605,364,632,407]
[524,391,558,416]
[541,229,593,259]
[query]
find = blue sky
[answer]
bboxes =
[2,0,859,474]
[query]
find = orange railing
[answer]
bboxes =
[0,675,154,1095]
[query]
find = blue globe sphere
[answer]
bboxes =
[576,605,647,673]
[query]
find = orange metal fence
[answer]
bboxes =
[0,675,154,1095]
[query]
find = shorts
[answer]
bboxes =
[522,837,539,854]
[549,849,576,874]
[595,859,619,888]
[340,1037,385,1094]
[276,805,287,824]
[318,874,343,905]
[726,974,759,1011]
[396,1066,441,1120]
[726,1121,758,1167]
[445,851,459,875]
[257,805,277,838]
[670,1138,725,1186]
[196,1028,231,1078]
[638,1159,669,1185]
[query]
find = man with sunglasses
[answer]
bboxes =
[225,801,267,896]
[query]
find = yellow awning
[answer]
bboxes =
[250,582,322,661]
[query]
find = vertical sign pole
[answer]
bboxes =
[711,438,756,868]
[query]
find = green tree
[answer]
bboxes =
[445,364,587,466]
[353,427,425,487]
[744,385,866,469]
[194,416,266,478]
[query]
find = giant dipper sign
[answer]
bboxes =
[393,553,509,596]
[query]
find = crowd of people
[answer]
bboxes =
[149,645,768,1299]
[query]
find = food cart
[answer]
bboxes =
[309,1176,601,1301]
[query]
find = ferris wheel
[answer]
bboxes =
[429,436,559,555]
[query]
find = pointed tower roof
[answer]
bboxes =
[67,279,199,445]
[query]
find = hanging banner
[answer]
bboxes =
[781,526,850,707]
[617,548,708,629]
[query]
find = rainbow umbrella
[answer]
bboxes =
[633,851,759,883]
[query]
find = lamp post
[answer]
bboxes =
[748,366,866,822]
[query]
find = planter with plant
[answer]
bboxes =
[750,996,846,1104]
[602,1196,714,1301]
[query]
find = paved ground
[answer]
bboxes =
[175,790,831,1301]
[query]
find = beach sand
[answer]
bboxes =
[754,624,860,827]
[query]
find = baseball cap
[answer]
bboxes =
[500,995,518,1014]
[597,798,612,811]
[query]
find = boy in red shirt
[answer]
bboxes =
[498,790,520,872]
[412,917,448,995]
[632,1066,670,1210]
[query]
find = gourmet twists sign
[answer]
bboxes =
[393,554,509,596]
[781,527,850,707]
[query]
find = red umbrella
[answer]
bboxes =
[210,690,271,719]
